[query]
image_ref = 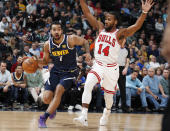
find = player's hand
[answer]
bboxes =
[142,0,154,13]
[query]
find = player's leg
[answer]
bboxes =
[39,79,56,128]
[100,66,119,126]
[73,72,100,126]
[100,92,113,126]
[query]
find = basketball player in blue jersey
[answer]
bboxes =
[38,22,90,128]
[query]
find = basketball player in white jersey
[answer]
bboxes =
[74,0,154,126]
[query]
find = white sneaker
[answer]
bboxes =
[73,115,88,126]
[68,106,74,111]
[75,104,82,110]
[99,108,110,126]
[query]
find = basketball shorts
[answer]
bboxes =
[45,68,78,92]
[89,61,119,94]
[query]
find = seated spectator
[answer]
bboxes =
[11,56,23,73]
[149,55,160,69]
[138,67,148,81]
[5,53,13,72]
[160,69,169,96]
[0,61,12,106]
[11,64,29,109]
[148,44,159,57]
[22,45,34,57]
[25,69,44,104]
[126,70,149,112]
[127,60,135,75]
[143,68,168,111]
[29,43,40,58]
[155,67,163,81]
[0,17,8,33]
[155,17,164,32]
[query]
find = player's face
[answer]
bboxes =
[51,24,63,40]
[105,13,117,31]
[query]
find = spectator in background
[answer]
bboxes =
[155,17,164,32]
[0,17,8,33]
[160,69,169,96]
[5,53,13,72]
[26,0,36,15]
[149,55,160,69]
[148,44,159,57]
[12,48,19,64]
[11,64,29,109]
[25,69,44,104]
[11,56,23,73]
[0,61,12,107]
[143,68,168,111]
[155,67,163,81]
[138,67,148,81]
[18,0,26,12]
[126,70,149,112]
[22,45,33,57]
[29,43,40,58]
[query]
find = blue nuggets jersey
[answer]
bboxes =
[49,35,77,71]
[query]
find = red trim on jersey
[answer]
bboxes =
[101,87,116,94]
[114,84,118,90]
[96,60,117,67]
[89,70,101,83]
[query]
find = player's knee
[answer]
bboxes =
[54,85,65,98]
[43,95,51,104]
[43,92,53,104]
[104,93,113,109]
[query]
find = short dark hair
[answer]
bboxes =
[132,69,139,74]
[50,21,63,30]
[107,11,119,21]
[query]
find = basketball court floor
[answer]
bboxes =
[0,111,162,131]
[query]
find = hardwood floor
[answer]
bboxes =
[0,111,162,131]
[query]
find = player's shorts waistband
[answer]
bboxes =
[95,60,117,67]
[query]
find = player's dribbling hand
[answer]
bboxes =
[142,0,155,13]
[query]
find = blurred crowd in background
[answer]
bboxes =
[0,0,169,113]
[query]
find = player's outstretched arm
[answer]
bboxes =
[80,0,104,31]
[117,0,154,39]
[69,35,90,54]
[161,1,170,61]
[37,41,50,66]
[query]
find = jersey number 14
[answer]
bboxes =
[98,44,110,56]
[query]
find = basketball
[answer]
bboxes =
[22,57,38,73]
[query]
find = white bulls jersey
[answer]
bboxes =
[94,29,120,64]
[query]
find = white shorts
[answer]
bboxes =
[89,61,119,94]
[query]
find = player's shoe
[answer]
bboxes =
[73,115,88,126]
[38,115,47,128]
[99,108,111,126]
[49,111,56,120]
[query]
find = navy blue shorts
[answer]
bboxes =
[45,69,78,92]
